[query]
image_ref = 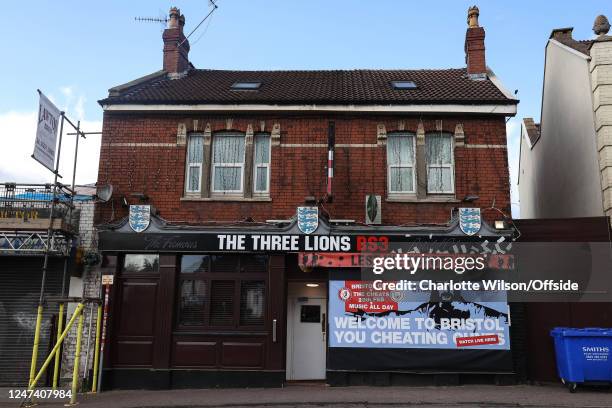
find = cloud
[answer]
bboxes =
[0,90,102,186]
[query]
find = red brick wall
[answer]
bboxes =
[95,113,510,226]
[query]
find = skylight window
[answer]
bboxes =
[391,81,417,90]
[231,82,262,90]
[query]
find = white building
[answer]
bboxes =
[518,15,612,220]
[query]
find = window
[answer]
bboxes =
[210,280,235,326]
[254,133,270,193]
[240,281,265,326]
[426,133,455,194]
[212,132,245,193]
[231,82,261,90]
[179,280,206,326]
[123,254,159,273]
[186,135,204,192]
[387,133,416,194]
[176,254,268,329]
[391,81,417,89]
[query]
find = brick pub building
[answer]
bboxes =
[94,6,519,389]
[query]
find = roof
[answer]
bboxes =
[99,68,518,107]
[522,117,541,146]
[550,28,594,56]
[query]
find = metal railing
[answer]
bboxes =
[0,182,74,216]
[0,183,77,256]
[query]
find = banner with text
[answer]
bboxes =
[33,92,61,171]
[329,280,510,350]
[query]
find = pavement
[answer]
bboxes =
[1,384,611,408]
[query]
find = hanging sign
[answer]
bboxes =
[32,91,61,171]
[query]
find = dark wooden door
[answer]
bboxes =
[112,271,159,367]
[111,254,177,369]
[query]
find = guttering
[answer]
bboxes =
[101,103,517,115]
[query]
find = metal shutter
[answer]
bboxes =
[0,256,64,386]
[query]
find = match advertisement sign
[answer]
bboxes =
[33,91,61,171]
[329,280,510,350]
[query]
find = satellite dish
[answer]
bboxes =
[96,184,113,202]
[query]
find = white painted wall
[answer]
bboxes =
[519,40,604,218]
[518,124,537,219]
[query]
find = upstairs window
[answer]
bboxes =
[387,133,416,194]
[186,134,204,193]
[254,133,270,194]
[426,133,454,194]
[212,132,246,194]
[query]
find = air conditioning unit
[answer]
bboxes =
[365,195,381,225]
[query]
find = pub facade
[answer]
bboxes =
[94,6,519,389]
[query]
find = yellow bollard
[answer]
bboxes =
[91,304,102,393]
[52,302,65,390]
[69,311,84,405]
[28,303,84,391]
[29,304,44,387]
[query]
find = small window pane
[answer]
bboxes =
[231,82,261,90]
[391,81,417,89]
[240,281,265,326]
[213,167,241,191]
[390,167,414,192]
[254,135,270,164]
[240,255,268,273]
[187,166,200,192]
[255,167,268,192]
[427,167,453,193]
[426,134,452,165]
[123,254,159,273]
[211,255,240,273]
[181,255,210,273]
[300,305,321,323]
[179,280,206,326]
[188,135,204,163]
[210,280,235,326]
[387,134,414,165]
[213,134,245,164]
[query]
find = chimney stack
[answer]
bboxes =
[163,7,190,76]
[465,6,487,79]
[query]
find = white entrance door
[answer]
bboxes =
[287,296,327,380]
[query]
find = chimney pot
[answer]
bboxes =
[593,14,610,36]
[467,6,480,28]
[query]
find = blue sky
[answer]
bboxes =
[0,0,609,216]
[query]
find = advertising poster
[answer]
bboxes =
[33,92,61,171]
[329,280,510,350]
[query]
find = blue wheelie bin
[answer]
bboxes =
[550,327,612,392]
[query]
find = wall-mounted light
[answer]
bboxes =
[494,220,507,229]
[462,195,480,202]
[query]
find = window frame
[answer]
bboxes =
[175,254,269,331]
[425,133,455,195]
[386,132,417,196]
[253,133,271,195]
[185,134,204,194]
[211,132,246,195]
